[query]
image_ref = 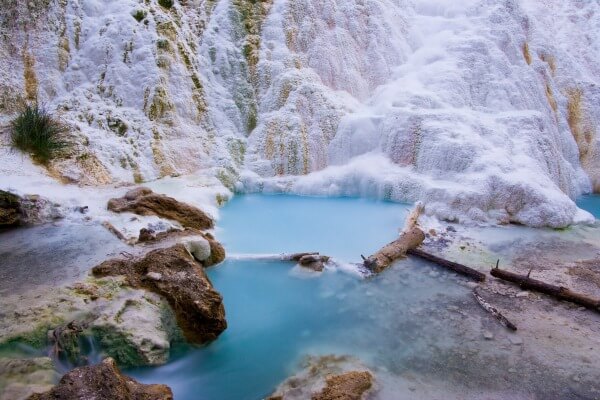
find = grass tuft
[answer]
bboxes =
[158,0,173,9]
[10,104,70,164]
[132,9,147,22]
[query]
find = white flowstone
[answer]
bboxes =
[509,335,524,346]
[0,0,598,227]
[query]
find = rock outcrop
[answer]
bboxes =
[0,190,21,227]
[0,191,62,229]
[313,371,374,400]
[28,357,173,400]
[136,227,226,267]
[92,244,227,344]
[108,187,214,230]
[0,276,183,369]
[0,357,58,400]
[268,355,375,400]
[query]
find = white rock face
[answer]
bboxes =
[1,0,599,227]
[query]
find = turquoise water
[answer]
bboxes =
[127,195,473,399]
[577,194,600,219]
[214,194,412,259]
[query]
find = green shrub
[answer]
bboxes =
[10,105,70,164]
[158,0,173,9]
[132,9,147,22]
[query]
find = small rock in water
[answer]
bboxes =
[483,331,494,340]
[516,291,529,298]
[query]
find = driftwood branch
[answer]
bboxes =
[490,267,600,313]
[407,248,486,282]
[362,227,425,273]
[473,288,517,331]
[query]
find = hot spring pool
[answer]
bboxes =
[577,194,600,219]
[3,194,596,399]
[124,195,498,399]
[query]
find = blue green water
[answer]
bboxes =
[577,194,600,219]
[127,195,473,399]
[215,194,411,259]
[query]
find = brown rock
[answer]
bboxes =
[0,190,21,227]
[206,239,226,267]
[92,244,227,344]
[298,254,330,272]
[269,355,375,400]
[28,357,173,400]
[313,371,373,400]
[108,187,214,230]
[138,227,157,242]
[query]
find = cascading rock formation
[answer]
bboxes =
[1,0,599,227]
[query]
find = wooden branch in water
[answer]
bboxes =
[473,288,517,331]
[102,221,128,242]
[490,267,600,313]
[362,227,425,273]
[407,248,486,282]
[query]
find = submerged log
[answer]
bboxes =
[473,288,517,331]
[362,227,426,273]
[490,267,600,313]
[407,248,486,282]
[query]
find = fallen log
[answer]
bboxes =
[362,227,425,273]
[407,248,486,282]
[101,221,129,243]
[490,267,600,313]
[473,288,517,331]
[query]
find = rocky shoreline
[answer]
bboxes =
[0,187,229,399]
[1,188,599,399]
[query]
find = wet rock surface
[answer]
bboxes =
[287,253,331,272]
[0,191,62,229]
[27,357,173,400]
[0,357,58,400]
[108,187,214,231]
[268,355,375,400]
[0,190,21,227]
[92,244,227,344]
